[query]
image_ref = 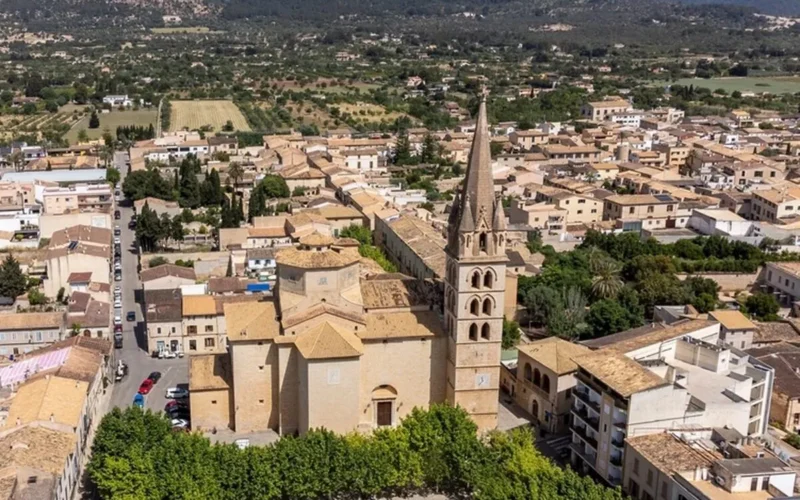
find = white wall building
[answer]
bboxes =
[688,209,753,237]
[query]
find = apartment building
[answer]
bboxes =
[501,337,591,434]
[41,184,112,215]
[750,187,800,223]
[182,295,226,355]
[603,194,680,232]
[758,262,800,305]
[724,162,785,188]
[0,312,64,355]
[508,200,568,232]
[571,319,774,487]
[509,130,548,150]
[533,187,603,225]
[44,225,111,298]
[748,342,800,434]
[581,99,632,121]
[541,145,601,163]
[145,288,183,355]
[624,430,795,500]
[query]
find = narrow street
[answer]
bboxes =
[108,151,188,414]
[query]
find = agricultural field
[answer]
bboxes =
[169,100,251,132]
[284,100,334,128]
[673,77,800,95]
[335,102,408,124]
[65,109,157,143]
[266,78,381,95]
[0,111,83,141]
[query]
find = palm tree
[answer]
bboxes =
[100,145,114,169]
[227,162,244,202]
[591,258,624,299]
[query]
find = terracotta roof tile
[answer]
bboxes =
[517,337,592,375]
[140,264,196,283]
[294,321,363,359]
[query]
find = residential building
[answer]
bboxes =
[533,187,603,225]
[509,130,548,150]
[652,143,690,168]
[508,200,567,232]
[748,342,800,433]
[140,264,196,292]
[581,99,632,121]
[0,312,64,355]
[758,262,800,305]
[709,310,757,350]
[501,337,591,434]
[688,209,753,237]
[344,149,384,174]
[603,194,680,232]
[624,430,796,500]
[571,319,774,487]
[245,248,277,277]
[44,225,111,298]
[41,184,112,215]
[145,288,183,355]
[751,187,800,223]
[541,145,601,163]
[182,295,226,355]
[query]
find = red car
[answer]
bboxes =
[138,378,154,395]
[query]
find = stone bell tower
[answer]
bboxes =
[443,93,507,431]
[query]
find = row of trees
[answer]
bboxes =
[135,203,184,253]
[88,405,623,500]
[116,124,155,141]
[520,231,791,340]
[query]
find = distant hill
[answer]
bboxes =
[673,0,800,15]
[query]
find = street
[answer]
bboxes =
[108,151,188,414]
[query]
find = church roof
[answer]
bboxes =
[276,246,360,269]
[363,310,442,339]
[294,321,364,359]
[225,301,280,342]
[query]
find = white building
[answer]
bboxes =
[688,209,753,237]
[344,149,384,174]
[102,94,137,107]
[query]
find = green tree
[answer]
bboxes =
[394,131,413,165]
[136,203,166,252]
[148,256,169,267]
[227,162,244,194]
[590,258,623,299]
[89,111,100,129]
[27,289,47,306]
[77,128,89,143]
[259,175,290,199]
[502,317,521,350]
[743,293,780,321]
[420,134,440,164]
[523,285,561,327]
[340,224,372,246]
[586,299,634,338]
[248,186,266,222]
[106,167,120,187]
[0,255,27,300]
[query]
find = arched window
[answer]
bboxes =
[479,233,488,252]
[542,374,551,394]
[481,323,490,340]
[471,271,481,289]
[533,368,541,387]
[482,298,492,316]
[483,271,494,288]
[470,299,480,316]
[524,363,532,381]
[469,323,478,341]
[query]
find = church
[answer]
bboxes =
[189,97,508,435]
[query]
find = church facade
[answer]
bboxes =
[189,97,506,434]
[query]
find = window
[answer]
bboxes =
[187,325,197,334]
[469,324,478,341]
[204,338,215,348]
[524,363,532,382]
[481,323,490,340]
[377,401,392,426]
[471,271,481,288]
[629,481,640,498]
[533,369,541,386]
[483,272,493,288]
[591,209,597,214]
[541,374,550,394]
[629,207,635,214]
[577,210,583,215]
[211,400,217,405]
[667,205,674,212]
[647,206,654,214]
[751,478,759,491]
[189,340,197,350]
[482,298,492,315]
[470,299,480,316]
[157,327,162,334]
[479,233,488,252]
[660,481,667,499]
[578,199,586,204]
[647,469,654,486]
[633,458,640,476]
[762,478,769,491]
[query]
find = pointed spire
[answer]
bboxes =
[458,192,475,232]
[493,197,506,231]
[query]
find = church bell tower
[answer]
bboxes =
[444,93,507,431]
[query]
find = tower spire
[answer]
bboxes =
[456,90,495,232]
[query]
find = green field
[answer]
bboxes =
[65,109,157,143]
[673,77,800,95]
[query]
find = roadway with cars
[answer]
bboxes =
[108,151,189,415]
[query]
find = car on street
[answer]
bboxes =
[114,315,121,325]
[167,406,190,419]
[133,393,144,408]
[114,210,121,220]
[114,237,121,245]
[159,350,177,359]
[114,285,121,294]
[115,273,122,282]
[138,379,154,395]
[114,262,122,272]
[165,387,189,399]
[114,298,122,309]
[114,324,122,333]
[127,311,136,322]
[115,360,128,381]
[171,418,189,429]
[165,399,188,411]
[128,221,136,230]
[148,371,162,384]
[114,227,121,236]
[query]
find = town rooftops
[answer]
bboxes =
[748,342,800,399]
[582,319,718,354]
[224,301,280,343]
[140,264,196,283]
[753,320,800,344]
[207,277,251,294]
[587,99,630,108]
[708,310,756,331]
[182,295,217,317]
[360,277,438,310]
[276,246,360,270]
[626,432,716,475]
[50,225,112,248]
[0,425,76,475]
[189,354,231,391]
[605,194,676,206]
[716,458,793,476]
[6,374,89,428]
[66,272,92,283]
[517,337,592,376]
[0,312,63,331]
[574,350,668,397]
[144,289,182,323]
[693,209,747,222]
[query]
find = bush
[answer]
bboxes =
[148,256,169,267]
[88,405,624,500]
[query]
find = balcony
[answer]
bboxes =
[573,387,601,413]
[609,454,623,468]
[572,406,600,431]
[572,425,598,450]
[611,435,624,449]
[570,442,597,466]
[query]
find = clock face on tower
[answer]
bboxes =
[475,373,490,388]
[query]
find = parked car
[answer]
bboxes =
[138,378,154,395]
[167,406,190,419]
[114,210,121,220]
[115,273,122,282]
[159,350,177,359]
[165,387,189,399]
[114,237,121,245]
[114,315,121,325]
[171,418,189,429]
[133,393,144,408]
[114,227,121,236]
[114,285,121,294]
[114,324,122,333]
[148,371,162,384]
[165,399,188,411]
[127,311,136,322]
[115,361,128,382]
[114,298,122,309]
